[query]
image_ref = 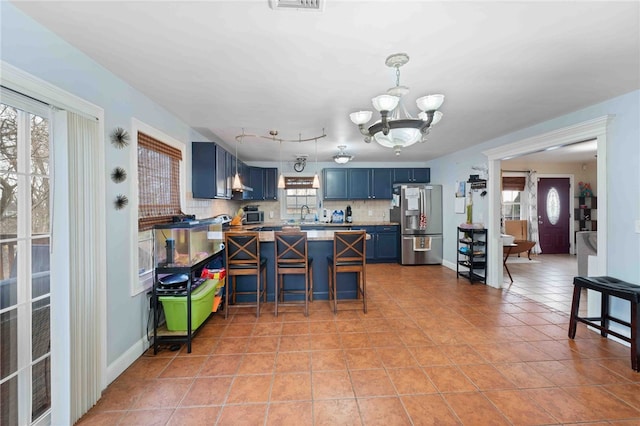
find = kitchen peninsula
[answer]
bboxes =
[224,221,398,302]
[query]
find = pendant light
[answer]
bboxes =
[232,129,244,190]
[277,139,285,189]
[312,137,320,188]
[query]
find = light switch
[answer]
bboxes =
[635,219,640,234]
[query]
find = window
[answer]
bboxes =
[137,132,182,231]
[501,190,522,221]
[131,121,185,295]
[283,177,317,219]
[0,95,52,425]
[501,175,526,221]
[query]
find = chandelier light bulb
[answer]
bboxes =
[416,94,445,112]
[371,95,399,112]
[349,111,373,125]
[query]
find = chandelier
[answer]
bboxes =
[349,53,444,156]
[333,145,353,164]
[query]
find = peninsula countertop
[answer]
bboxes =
[224,221,399,242]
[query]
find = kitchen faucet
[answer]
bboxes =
[300,204,310,220]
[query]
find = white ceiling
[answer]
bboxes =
[12,1,639,164]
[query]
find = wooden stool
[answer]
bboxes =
[224,232,267,318]
[327,230,367,314]
[568,276,640,371]
[274,231,313,316]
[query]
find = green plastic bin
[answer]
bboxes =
[159,279,217,331]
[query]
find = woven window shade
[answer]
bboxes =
[285,176,315,189]
[138,132,182,231]
[502,176,526,191]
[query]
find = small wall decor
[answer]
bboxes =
[578,181,594,197]
[111,167,127,183]
[110,127,130,149]
[114,194,129,210]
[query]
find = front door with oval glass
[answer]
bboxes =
[537,177,571,254]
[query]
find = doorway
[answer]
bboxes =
[537,177,571,254]
[484,116,608,289]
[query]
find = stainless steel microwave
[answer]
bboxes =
[245,210,264,224]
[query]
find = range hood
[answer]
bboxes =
[232,184,253,193]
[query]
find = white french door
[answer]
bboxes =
[0,92,52,425]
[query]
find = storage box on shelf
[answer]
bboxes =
[456,226,487,284]
[160,278,219,331]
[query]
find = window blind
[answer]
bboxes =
[138,132,182,231]
[284,176,315,189]
[502,176,526,191]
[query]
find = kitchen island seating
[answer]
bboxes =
[224,232,267,318]
[327,230,367,314]
[274,231,313,316]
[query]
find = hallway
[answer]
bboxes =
[77,261,639,425]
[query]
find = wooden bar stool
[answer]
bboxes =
[274,231,313,316]
[224,232,267,318]
[327,230,367,314]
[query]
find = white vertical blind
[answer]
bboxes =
[66,112,103,422]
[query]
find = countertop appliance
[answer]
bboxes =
[244,210,264,224]
[390,183,443,265]
[345,205,353,223]
[320,208,331,223]
[212,214,232,225]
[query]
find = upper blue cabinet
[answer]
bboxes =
[322,167,406,200]
[392,168,430,183]
[192,142,229,199]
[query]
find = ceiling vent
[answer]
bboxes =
[268,0,324,12]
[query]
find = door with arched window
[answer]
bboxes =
[537,177,571,254]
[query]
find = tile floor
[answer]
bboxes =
[78,257,640,425]
[502,253,580,313]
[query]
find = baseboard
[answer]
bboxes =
[442,259,457,271]
[106,336,150,385]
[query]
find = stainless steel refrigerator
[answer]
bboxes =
[390,183,443,265]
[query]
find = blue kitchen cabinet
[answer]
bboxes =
[371,168,393,199]
[393,168,430,183]
[323,168,394,200]
[349,168,393,200]
[246,167,264,200]
[348,169,371,199]
[192,142,217,199]
[225,147,235,198]
[263,167,278,200]
[323,168,349,200]
[191,142,231,199]
[351,225,399,263]
[350,226,376,262]
[376,225,399,261]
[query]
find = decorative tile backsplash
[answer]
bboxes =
[184,193,393,223]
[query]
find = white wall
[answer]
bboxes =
[427,90,640,288]
[1,3,215,367]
